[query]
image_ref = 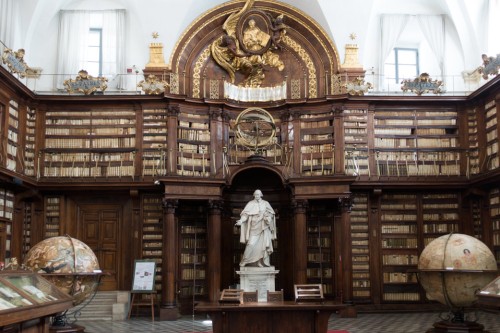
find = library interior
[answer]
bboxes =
[0,0,500,332]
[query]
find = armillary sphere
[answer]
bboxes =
[234,107,276,151]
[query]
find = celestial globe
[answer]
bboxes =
[23,236,101,307]
[418,233,497,332]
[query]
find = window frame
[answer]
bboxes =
[87,27,103,77]
[386,47,420,84]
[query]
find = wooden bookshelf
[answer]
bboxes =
[24,107,36,177]
[22,203,32,259]
[471,198,483,240]
[467,107,480,177]
[6,100,19,171]
[484,99,498,171]
[421,193,460,246]
[177,112,211,177]
[142,108,168,177]
[374,108,460,177]
[306,202,334,296]
[379,193,420,302]
[44,196,61,238]
[350,193,371,302]
[141,195,164,293]
[178,203,207,314]
[42,109,136,178]
[0,189,14,260]
[344,108,369,177]
[489,188,500,267]
[300,111,334,176]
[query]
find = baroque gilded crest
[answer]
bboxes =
[2,48,41,78]
[138,75,169,95]
[63,70,108,95]
[401,73,443,96]
[210,0,287,87]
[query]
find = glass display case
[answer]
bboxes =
[477,275,500,309]
[0,270,73,331]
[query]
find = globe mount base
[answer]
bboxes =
[426,320,488,333]
[49,324,86,333]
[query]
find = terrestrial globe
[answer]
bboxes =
[418,233,497,332]
[23,236,101,307]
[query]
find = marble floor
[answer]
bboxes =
[80,311,500,333]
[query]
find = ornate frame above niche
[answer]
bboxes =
[146,0,353,103]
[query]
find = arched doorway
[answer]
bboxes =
[221,167,293,296]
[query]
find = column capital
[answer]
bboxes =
[207,199,224,213]
[291,199,308,213]
[162,198,178,213]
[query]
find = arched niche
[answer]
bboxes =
[164,0,342,101]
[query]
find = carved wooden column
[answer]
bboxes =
[209,107,223,177]
[160,198,179,320]
[166,105,180,175]
[339,197,353,303]
[291,110,302,177]
[207,200,223,302]
[333,107,344,174]
[292,199,308,284]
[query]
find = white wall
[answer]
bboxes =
[8,0,492,92]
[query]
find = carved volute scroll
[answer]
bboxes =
[164,0,342,102]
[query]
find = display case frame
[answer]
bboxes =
[0,270,73,328]
[477,275,500,309]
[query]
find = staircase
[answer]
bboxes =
[71,291,130,322]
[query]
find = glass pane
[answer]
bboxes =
[88,30,101,46]
[86,62,100,77]
[397,50,417,64]
[398,65,418,80]
[87,47,100,61]
[384,64,396,81]
[385,50,396,65]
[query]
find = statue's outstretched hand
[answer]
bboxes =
[235,219,242,226]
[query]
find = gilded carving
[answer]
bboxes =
[210,79,220,99]
[210,0,286,88]
[291,79,301,99]
[344,76,372,96]
[282,35,317,98]
[192,47,212,98]
[2,48,41,78]
[63,70,108,95]
[170,73,179,94]
[331,74,343,95]
[401,73,443,96]
[137,75,169,95]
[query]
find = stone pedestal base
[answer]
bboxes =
[236,266,279,302]
[159,306,180,321]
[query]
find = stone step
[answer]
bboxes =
[74,291,126,322]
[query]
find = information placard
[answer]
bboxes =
[131,260,156,293]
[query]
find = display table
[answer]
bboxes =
[0,270,73,333]
[195,301,347,333]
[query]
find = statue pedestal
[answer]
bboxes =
[236,266,279,302]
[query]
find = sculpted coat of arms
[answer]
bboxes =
[210,0,287,87]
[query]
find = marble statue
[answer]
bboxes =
[235,189,276,267]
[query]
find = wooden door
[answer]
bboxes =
[78,205,121,291]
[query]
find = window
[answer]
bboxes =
[86,28,102,77]
[384,48,419,83]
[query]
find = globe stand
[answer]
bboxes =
[46,273,103,333]
[426,309,489,333]
[50,311,86,333]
